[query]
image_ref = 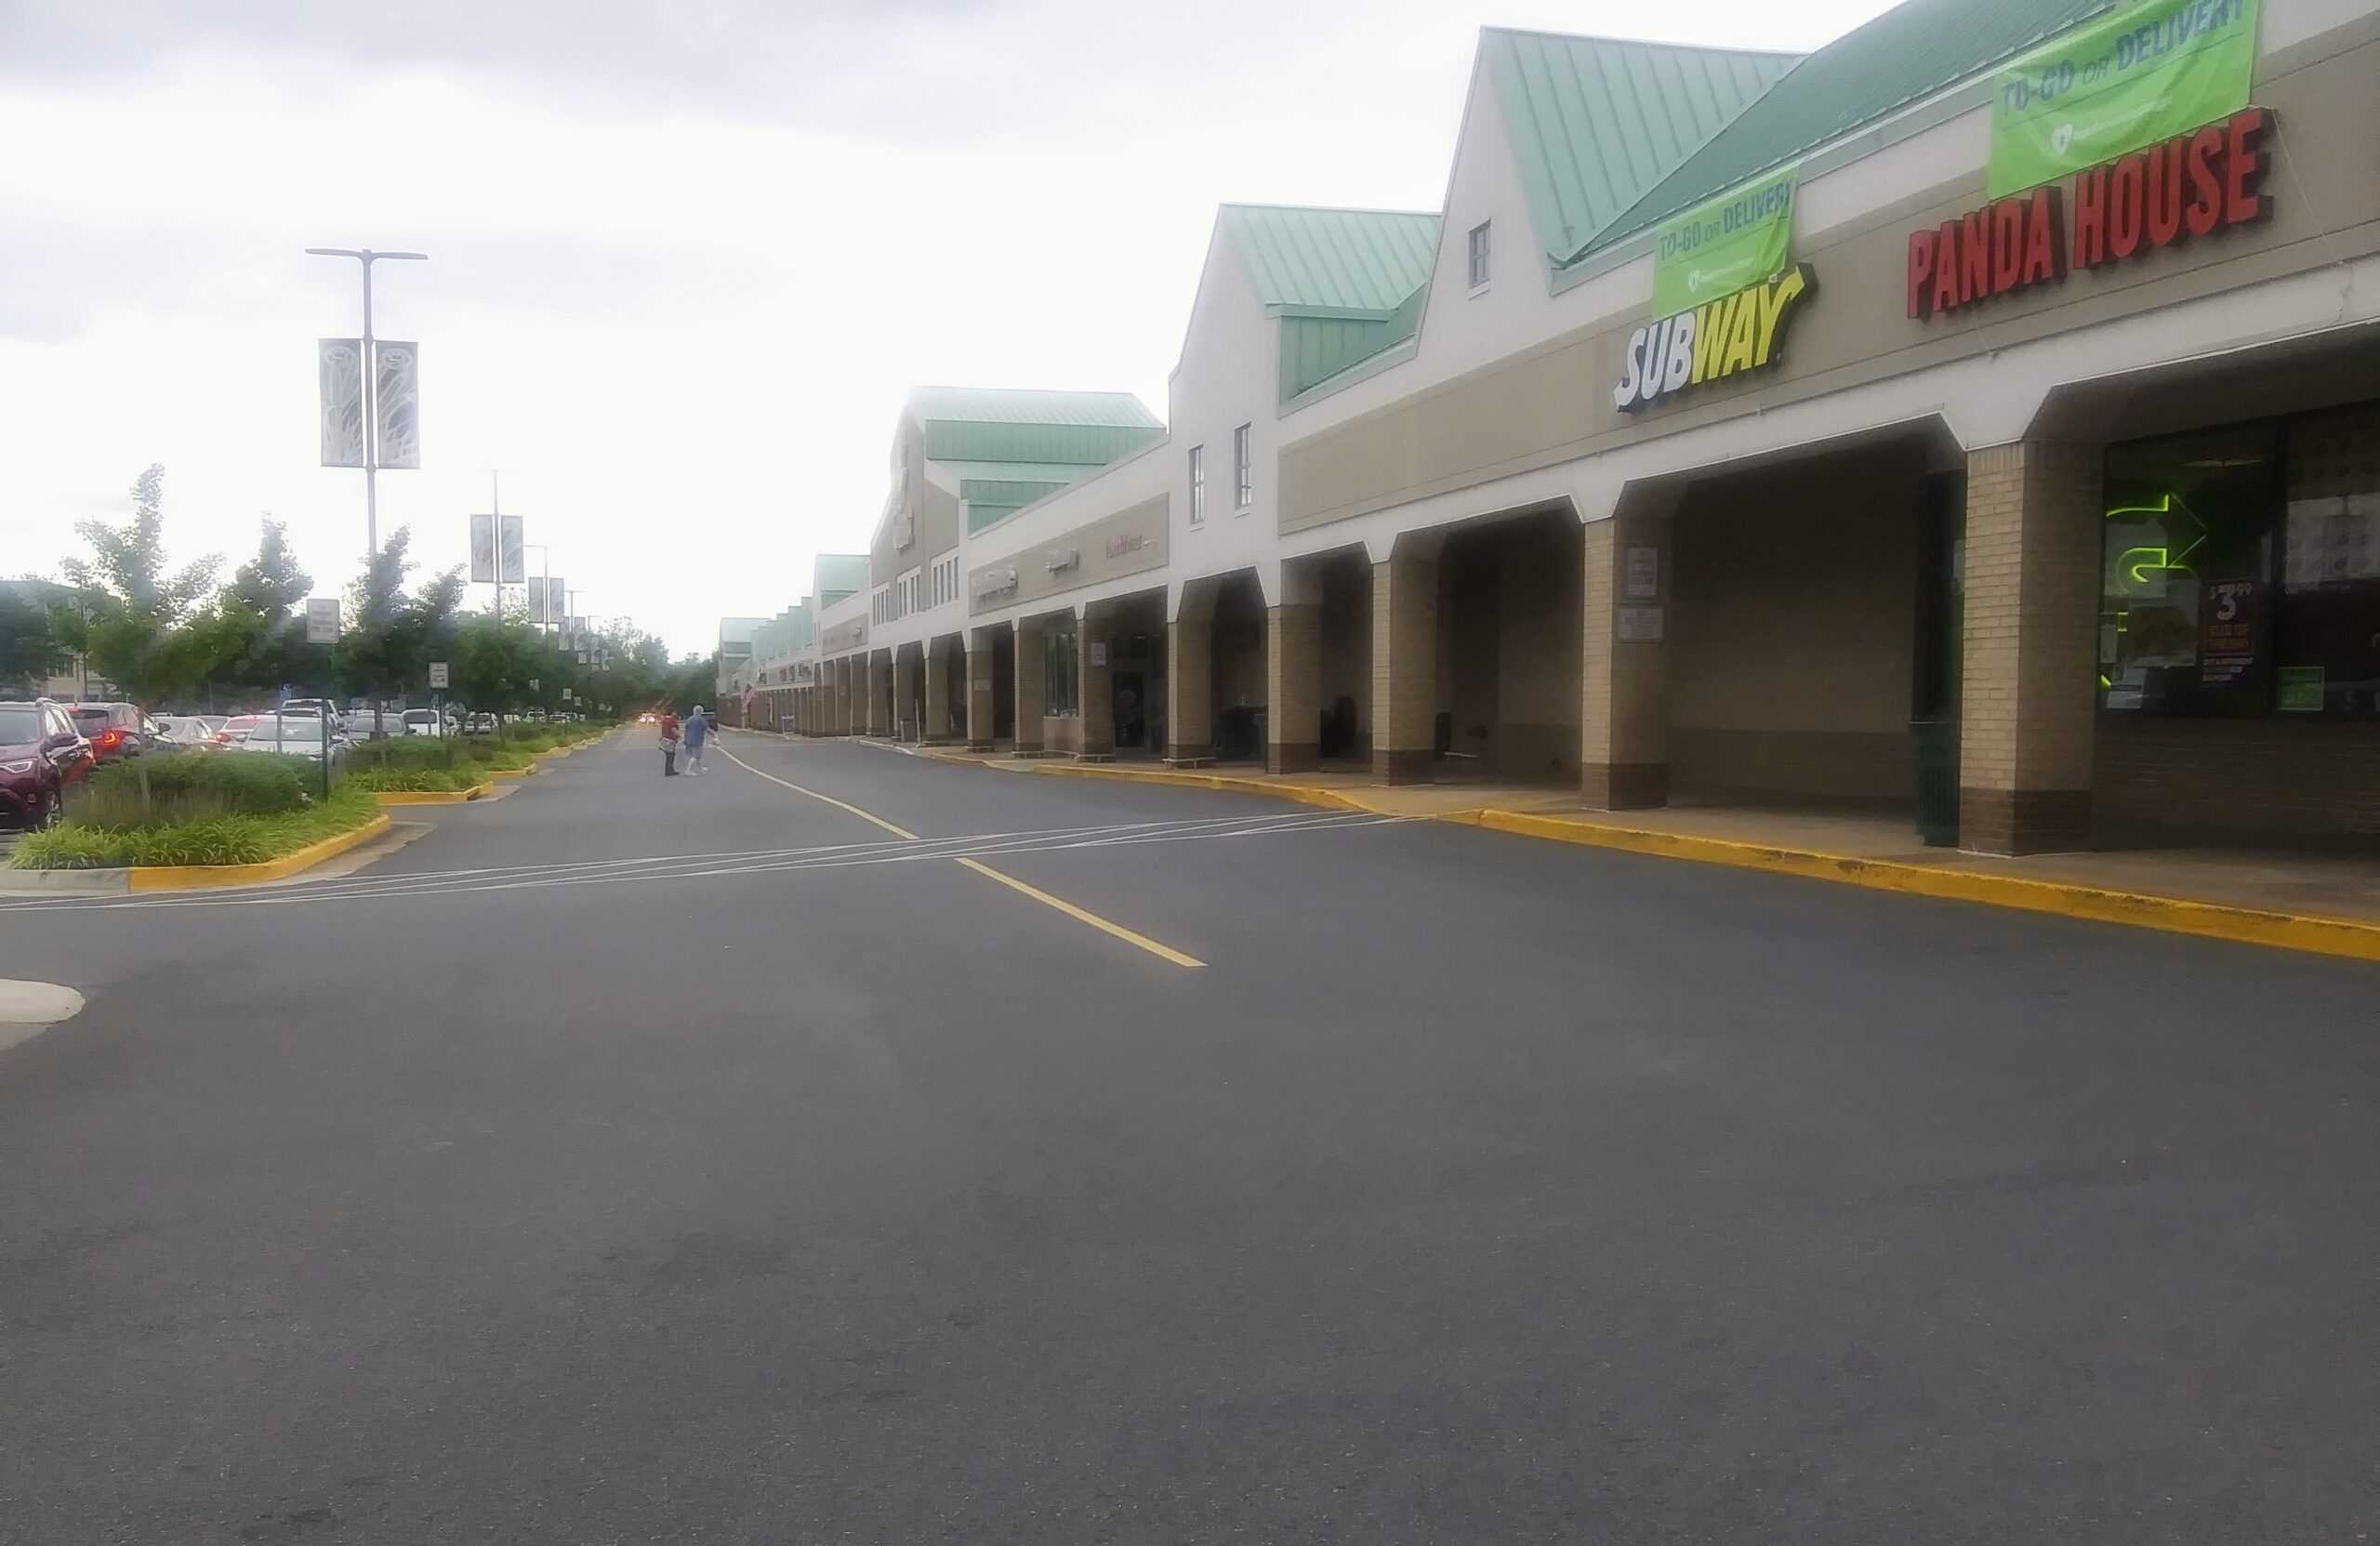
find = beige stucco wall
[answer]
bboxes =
[968,496,1169,616]
[1278,19,2380,535]
[872,414,967,579]
[1668,443,1924,800]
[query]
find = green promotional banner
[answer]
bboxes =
[1648,167,1796,318]
[1987,0,2258,197]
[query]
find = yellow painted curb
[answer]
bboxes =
[488,763,538,779]
[124,815,394,892]
[1012,758,1374,813]
[372,781,496,805]
[1474,809,2380,964]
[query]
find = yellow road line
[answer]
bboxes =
[950,857,1206,968]
[715,740,1202,967]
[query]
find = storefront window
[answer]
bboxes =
[2102,406,2380,718]
[2279,405,2380,717]
[2099,422,2280,715]
[1045,630,1078,717]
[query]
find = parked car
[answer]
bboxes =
[151,715,221,749]
[218,714,271,745]
[233,718,350,761]
[400,708,449,736]
[0,699,95,831]
[66,702,153,763]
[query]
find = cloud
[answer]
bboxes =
[0,0,1276,139]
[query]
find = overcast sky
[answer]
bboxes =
[0,0,1896,656]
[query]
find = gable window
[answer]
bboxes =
[1233,424,1253,510]
[1188,444,1206,525]
[1467,220,1491,290]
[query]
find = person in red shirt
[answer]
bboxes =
[657,710,681,776]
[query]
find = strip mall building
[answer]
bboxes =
[732,0,2380,855]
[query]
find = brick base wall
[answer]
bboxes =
[1670,728,1911,802]
[2093,717,2380,848]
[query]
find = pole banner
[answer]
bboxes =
[1649,166,1797,319]
[499,515,525,584]
[373,341,421,469]
[319,338,365,468]
[469,513,496,584]
[1988,0,2258,197]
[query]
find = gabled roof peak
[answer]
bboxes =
[1217,205,1442,316]
[1481,28,1803,266]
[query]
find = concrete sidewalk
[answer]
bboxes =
[836,733,2380,961]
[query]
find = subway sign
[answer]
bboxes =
[1612,264,1817,412]
[1908,106,2271,318]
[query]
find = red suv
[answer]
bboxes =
[0,700,95,831]
[66,702,153,764]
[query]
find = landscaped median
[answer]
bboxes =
[344,722,610,803]
[9,722,615,889]
[9,753,389,879]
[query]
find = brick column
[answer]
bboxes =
[923,637,953,743]
[1371,545,1437,784]
[1078,609,1115,758]
[1267,601,1320,773]
[865,652,889,737]
[828,659,846,735]
[1580,508,1672,809]
[1167,587,1214,762]
[965,628,998,751]
[1960,440,2100,853]
[1012,618,1047,754]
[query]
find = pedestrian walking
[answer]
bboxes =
[658,710,681,776]
[683,705,711,774]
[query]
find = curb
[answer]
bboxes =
[1473,809,2380,964]
[0,867,131,894]
[884,744,2380,964]
[373,781,496,806]
[1014,758,1375,813]
[123,815,395,892]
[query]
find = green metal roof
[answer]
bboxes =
[1218,205,1442,316]
[1483,29,1801,268]
[907,386,1160,430]
[1577,0,2117,263]
[813,554,869,600]
[932,459,1111,485]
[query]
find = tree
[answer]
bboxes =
[188,519,317,707]
[60,467,220,630]
[333,529,428,735]
[60,466,220,809]
[62,465,219,707]
[0,581,81,694]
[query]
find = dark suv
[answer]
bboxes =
[0,700,95,831]
[66,702,153,764]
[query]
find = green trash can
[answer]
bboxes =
[1911,718,1959,847]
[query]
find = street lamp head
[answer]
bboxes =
[304,247,429,262]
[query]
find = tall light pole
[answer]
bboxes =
[306,247,426,558]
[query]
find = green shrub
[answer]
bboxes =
[345,737,469,773]
[345,765,482,792]
[77,752,310,827]
[12,785,381,869]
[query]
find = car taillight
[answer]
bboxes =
[96,729,123,747]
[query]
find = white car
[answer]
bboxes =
[401,708,450,736]
[233,718,350,760]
